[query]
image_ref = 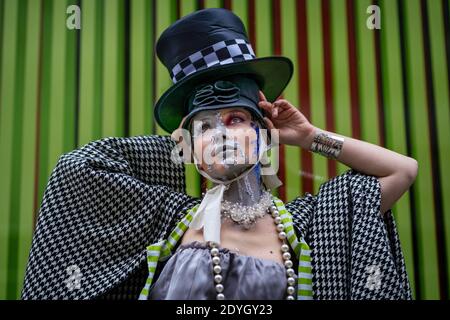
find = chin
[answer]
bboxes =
[202,162,253,181]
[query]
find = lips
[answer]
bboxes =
[213,142,237,157]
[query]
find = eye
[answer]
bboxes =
[225,111,248,125]
[229,116,244,124]
[201,122,210,132]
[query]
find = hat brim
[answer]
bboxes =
[154,56,293,133]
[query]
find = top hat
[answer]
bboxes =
[154,8,294,133]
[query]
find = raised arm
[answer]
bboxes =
[258,91,418,215]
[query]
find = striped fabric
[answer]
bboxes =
[138,194,313,300]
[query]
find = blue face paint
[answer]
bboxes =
[251,121,262,183]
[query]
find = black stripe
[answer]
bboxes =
[124,0,130,137]
[151,0,156,135]
[420,0,448,300]
[397,0,422,300]
[74,0,81,148]
[443,0,450,123]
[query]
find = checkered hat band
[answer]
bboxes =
[170,39,256,83]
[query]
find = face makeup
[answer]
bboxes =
[190,108,260,182]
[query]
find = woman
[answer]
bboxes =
[21,8,415,300]
[138,74,417,300]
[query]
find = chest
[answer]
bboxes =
[179,214,286,265]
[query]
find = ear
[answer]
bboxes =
[171,121,194,163]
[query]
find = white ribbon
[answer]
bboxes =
[189,127,283,244]
[189,183,227,244]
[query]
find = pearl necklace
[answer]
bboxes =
[208,201,297,300]
[220,190,273,229]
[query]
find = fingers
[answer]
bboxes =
[258,95,297,121]
[258,100,279,119]
[273,99,294,110]
[263,117,275,130]
[258,90,268,102]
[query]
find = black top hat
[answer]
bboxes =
[154,8,293,133]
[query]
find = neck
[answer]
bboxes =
[214,165,265,206]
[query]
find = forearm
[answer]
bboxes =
[299,126,418,214]
[301,126,418,179]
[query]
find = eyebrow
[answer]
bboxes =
[222,108,251,116]
[194,108,250,122]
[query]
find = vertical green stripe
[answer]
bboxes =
[427,0,450,293]
[204,0,222,8]
[0,0,4,100]
[102,0,124,137]
[155,0,176,136]
[330,0,352,175]
[255,0,272,57]
[232,0,248,32]
[6,0,27,299]
[0,0,18,299]
[130,0,153,136]
[37,0,53,214]
[64,0,77,152]
[47,0,68,178]
[404,0,440,299]
[180,0,201,198]
[17,0,41,297]
[255,0,277,197]
[355,0,379,145]
[307,0,328,194]
[79,0,99,145]
[281,0,301,201]
[179,0,196,16]
[379,0,416,297]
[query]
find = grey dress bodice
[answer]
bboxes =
[148,240,297,300]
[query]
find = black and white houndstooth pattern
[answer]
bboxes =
[21,135,411,299]
[286,171,412,300]
[170,39,256,83]
[21,135,200,299]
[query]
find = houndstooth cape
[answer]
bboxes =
[21,135,412,300]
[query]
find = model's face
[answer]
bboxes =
[190,107,260,181]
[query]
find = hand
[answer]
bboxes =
[258,91,316,149]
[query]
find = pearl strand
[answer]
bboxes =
[208,201,297,300]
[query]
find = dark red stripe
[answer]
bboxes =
[272,0,286,201]
[32,0,45,230]
[321,0,336,178]
[223,0,232,10]
[373,0,386,147]
[296,0,313,195]
[248,0,256,50]
[346,0,361,140]
[176,0,180,21]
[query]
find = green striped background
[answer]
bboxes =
[0,0,449,300]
